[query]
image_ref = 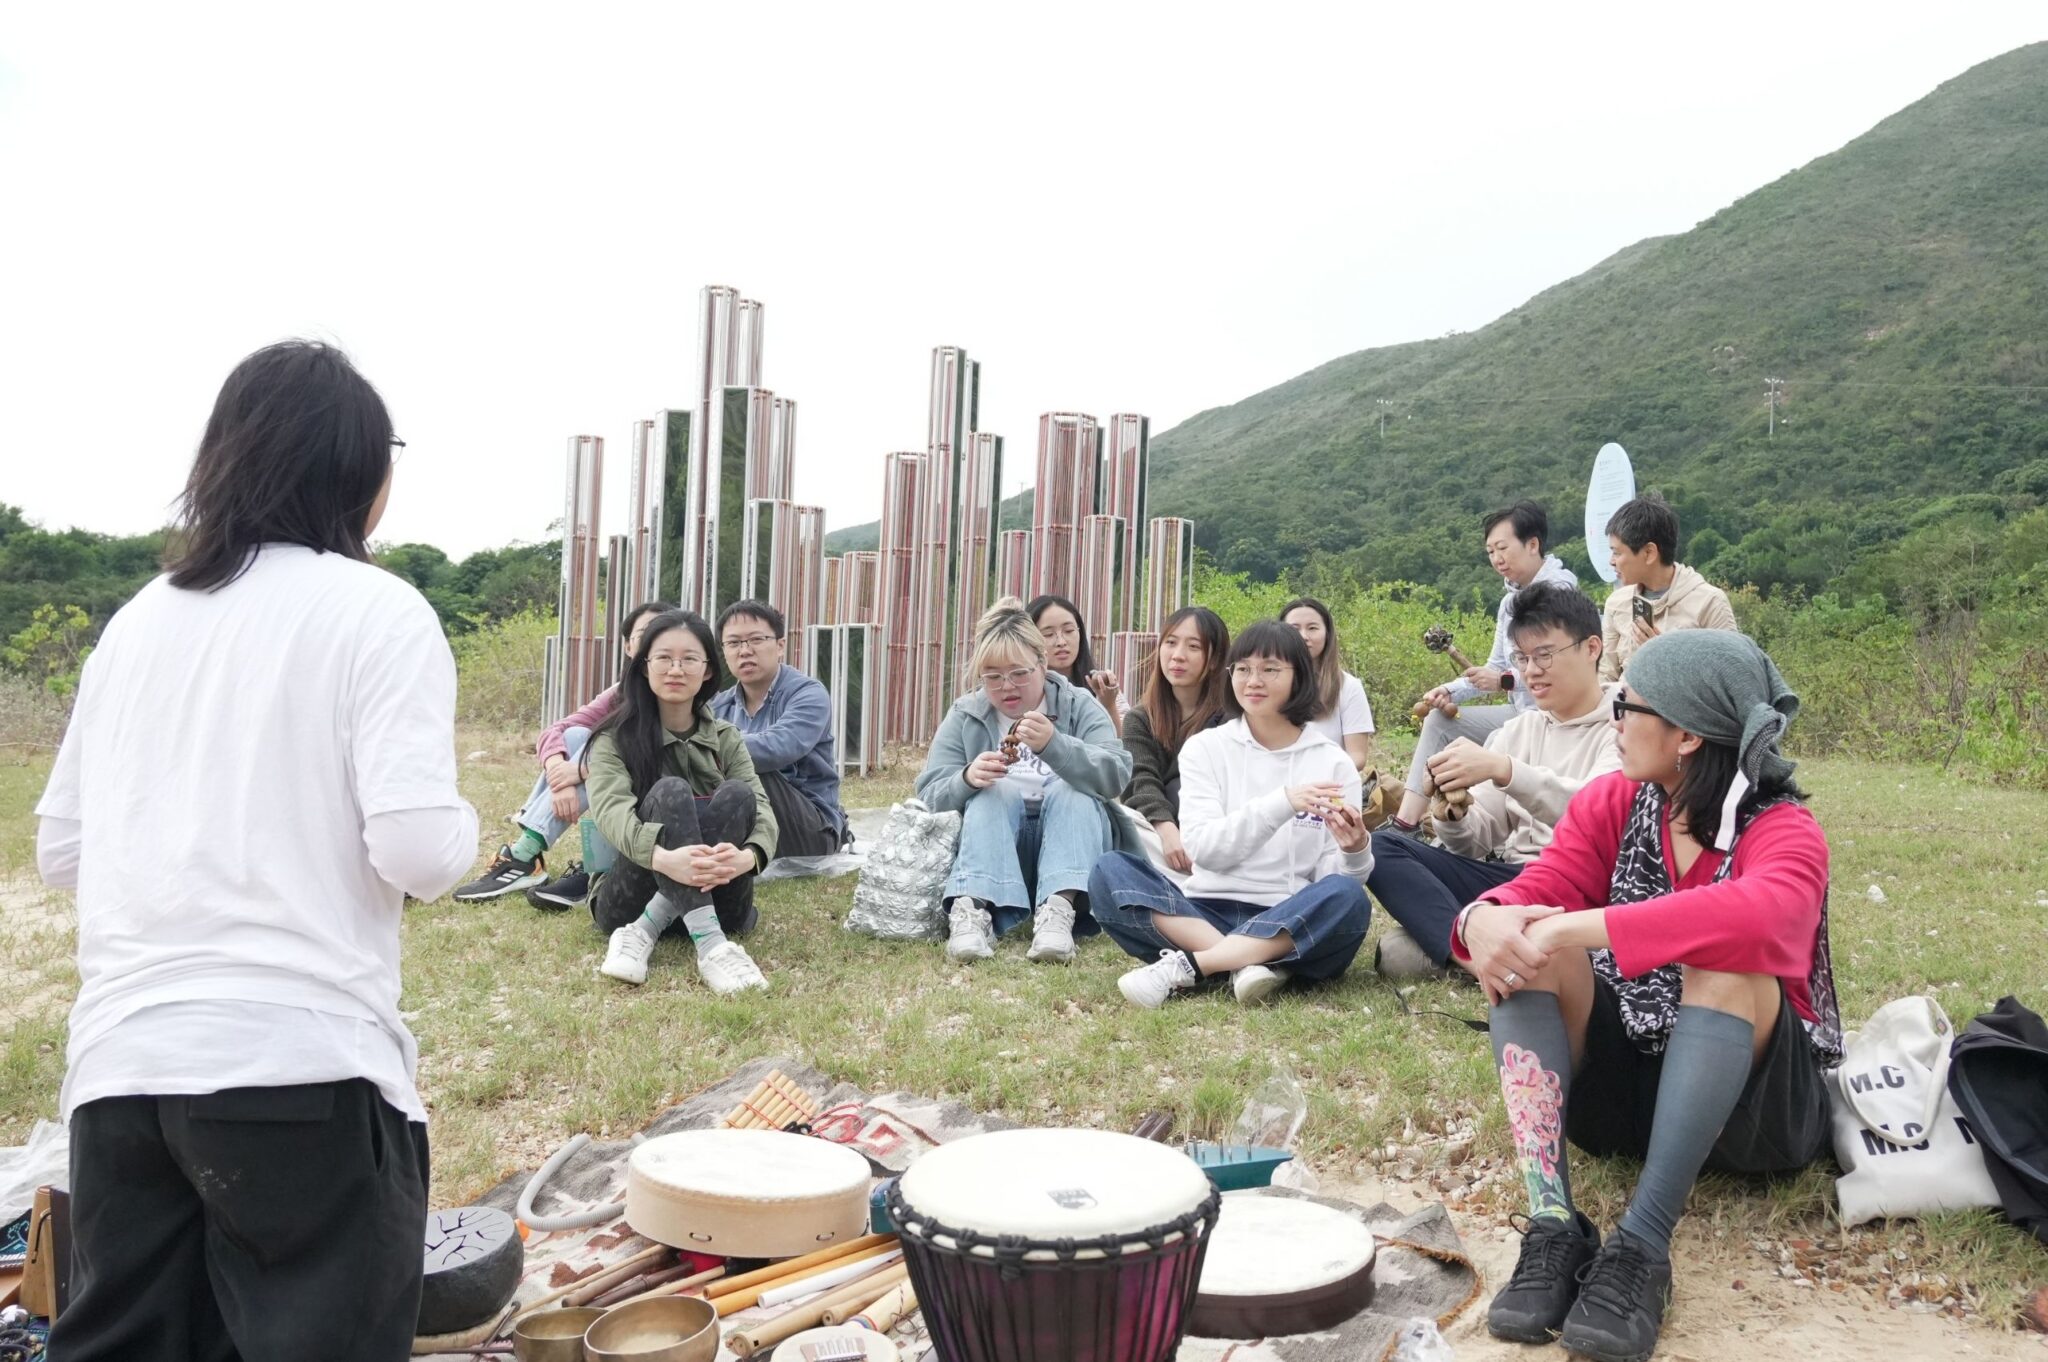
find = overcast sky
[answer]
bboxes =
[2,5,2040,559]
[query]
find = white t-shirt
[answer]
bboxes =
[999,709,1062,804]
[36,545,477,1121]
[1306,671,1376,750]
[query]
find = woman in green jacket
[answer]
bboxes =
[584,609,778,994]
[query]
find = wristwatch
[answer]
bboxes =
[1500,671,1516,692]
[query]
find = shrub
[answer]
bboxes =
[452,610,555,731]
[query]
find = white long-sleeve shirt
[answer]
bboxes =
[35,546,477,1121]
[1177,720,1373,905]
[1445,555,1580,710]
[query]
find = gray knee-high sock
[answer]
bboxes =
[681,904,727,957]
[638,892,683,936]
[1617,1004,1756,1258]
[1490,989,1577,1224]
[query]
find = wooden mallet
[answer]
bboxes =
[1411,624,1470,721]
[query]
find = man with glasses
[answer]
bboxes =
[1367,582,1620,977]
[708,600,847,860]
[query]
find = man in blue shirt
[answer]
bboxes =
[711,600,848,859]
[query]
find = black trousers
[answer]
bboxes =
[1364,827,1523,964]
[52,1078,429,1362]
[758,769,843,859]
[592,776,759,937]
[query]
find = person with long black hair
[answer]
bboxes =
[1280,596,1376,771]
[1028,593,1124,734]
[1462,630,1840,1362]
[36,341,477,1359]
[1089,621,1375,1009]
[583,609,777,992]
[1120,606,1231,877]
[455,598,674,908]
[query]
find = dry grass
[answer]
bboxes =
[3,734,2045,1326]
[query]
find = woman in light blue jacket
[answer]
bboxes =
[916,597,1135,966]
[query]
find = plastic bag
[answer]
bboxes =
[0,1119,70,1221]
[1233,1069,1318,1191]
[1393,1318,1455,1361]
[758,849,866,883]
[844,800,961,941]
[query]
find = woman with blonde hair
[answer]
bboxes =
[916,597,1135,964]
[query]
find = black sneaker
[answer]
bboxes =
[1559,1227,1673,1362]
[1486,1210,1601,1344]
[452,846,545,901]
[525,862,590,911]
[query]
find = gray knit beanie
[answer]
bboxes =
[1624,629,1799,848]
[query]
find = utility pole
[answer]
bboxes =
[1377,398,1393,439]
[1765,377,1785,438]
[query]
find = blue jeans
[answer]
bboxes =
[1087,851,1372,982]
[945,782,1111,937]
[1364,828,1522,965]
[517,726,617,872]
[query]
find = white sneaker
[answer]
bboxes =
[1232,963,1291,1006]
[1025,897,1078,964]
[1373,921,1438,979]
[945,898,995,962]
[697,940,768,996]
[1119,949,1199,1009]
[600,922,656,985]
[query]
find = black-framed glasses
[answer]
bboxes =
[1613,689,1661,722]
[1508,637,1591,672]
[390,437,408,465]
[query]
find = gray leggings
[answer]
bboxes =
[1405,703,1515,790]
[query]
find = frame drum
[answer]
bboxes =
[626,1129,871,1258]
[1188,1193,1377,1338]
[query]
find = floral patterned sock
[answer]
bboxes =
[1490,989,1576,1223]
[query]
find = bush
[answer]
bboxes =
[452,610,555,731]
[0,671,70,753]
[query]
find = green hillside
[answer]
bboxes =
[831,43,2048,602]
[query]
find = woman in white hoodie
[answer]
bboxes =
[1089,620,1375,1009]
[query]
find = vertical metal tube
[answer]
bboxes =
[1078,514,1126,657]
[996,529,1033,601]
[822,555,842,628]
[653,408,691,604]
[1144,516,1196,634]
[734,298,764,387]
[684,286,738,611]
[558,435,605,712]
[952,431,1004,691]
[1030,412,1099,599]
[1103,414,1150,637]
[877,452,923,744]
[1109,631,1158,708]
[791,506,826,670]
[918,347,970,730]
[604,532,631,693]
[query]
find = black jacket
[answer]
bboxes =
[1948,995,2048,1245]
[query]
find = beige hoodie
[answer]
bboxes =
[1600,563,1739,681]
[1436,682,1623,865]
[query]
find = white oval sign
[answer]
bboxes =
[1584,442,1637,584]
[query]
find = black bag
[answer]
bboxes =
[1947,995,2048,1245]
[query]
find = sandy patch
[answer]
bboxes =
[0,874,74,1028]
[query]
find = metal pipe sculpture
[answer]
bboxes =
[1107,631,1158,709]
[1101,414,1150,636]
[1144,516,1195,635]
[916,347,974,735]
[683,286,741,612]
[789,505,826,669]
[877,452,923,744]
[552,435,605,720]
[996,529,1033,602]
[604,531,631,692]
[1030,412,1101,600]
[1077,514,1127,657]
[953,431,1004,692]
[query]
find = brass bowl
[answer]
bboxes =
[582,1295,720,1362]
[511,1307,606,1362]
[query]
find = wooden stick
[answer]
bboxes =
[559,1244,675,1307]
[712,1243,899,1317]
[605,1262,727,1310]
[851,1280,918,1334]
[727,1291,844,1358]
[509,1242,670,1320]
[758,1250,903,1308]
[820,1262,911,1324]
[703,1233,895,1301]
[587,1258,705,1308]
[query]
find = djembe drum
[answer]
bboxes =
[886,1128,1220,1362]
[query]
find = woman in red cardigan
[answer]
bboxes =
[1454,629,1840,1362]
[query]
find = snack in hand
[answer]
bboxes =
[999,721,1023,766]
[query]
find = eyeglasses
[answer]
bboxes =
[1040,624,1080,642]
[390,437,407,465]
[1508,637,1591,672]
[1613,689,1661,722]
[648,654,709,674]
[722,633,779,654]
[1230,663,1294,681]
[978,665,1040,689]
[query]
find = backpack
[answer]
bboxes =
[1947,995,2048,1246]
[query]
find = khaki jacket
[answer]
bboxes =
[1600,564,1739,681]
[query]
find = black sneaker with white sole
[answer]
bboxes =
[452,846,545,901]
[525,862,590,910]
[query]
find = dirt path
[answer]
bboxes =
[0,873,73,1028]
[1322,1174,2048,1360]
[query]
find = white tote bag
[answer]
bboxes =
[1830,994,2001,1225]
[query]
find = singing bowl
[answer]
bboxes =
[581,1295,720,1362]
[510,1307,606,1362]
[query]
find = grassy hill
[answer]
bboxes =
[831,43,2048,602]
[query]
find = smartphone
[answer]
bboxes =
[1632,595,1655,625]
